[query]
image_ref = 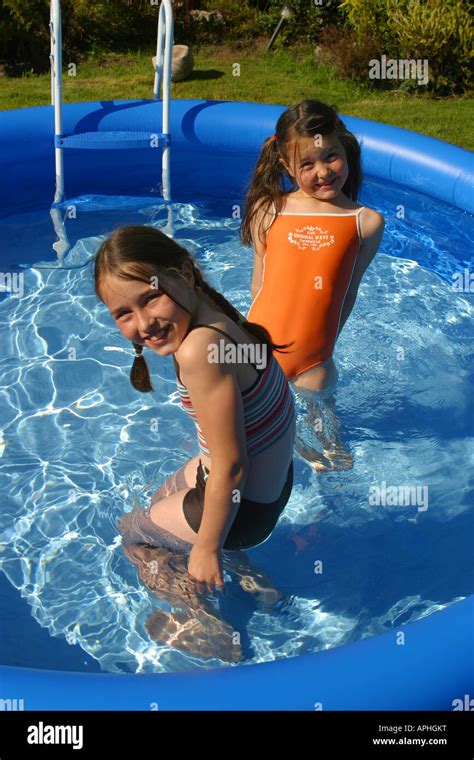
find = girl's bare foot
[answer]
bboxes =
[323,444,353,471]
[295,438,334,472]
[222,551,284,608]
[296,437,353,472]
[145,607,243,662]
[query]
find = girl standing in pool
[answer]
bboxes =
[94,225,295,659]
[242,99,385,471]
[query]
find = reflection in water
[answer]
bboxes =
[0,191,472,672]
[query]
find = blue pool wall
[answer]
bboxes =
[0,98,473,709]
[0,98,473,217]
[1,595,473,710]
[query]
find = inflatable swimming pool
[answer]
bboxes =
[0,99,472,709]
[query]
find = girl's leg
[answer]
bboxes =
[123,542,242,662]
[293,362,352,472]
[293,355,339,393]
[315,395,353,470]
[119,464,284,661]
[123,542,201,608]
[117,492,195,553]
[150,455,200,504]
[120,472,246,660]
[294,393,353,472]
[120,496,284,610]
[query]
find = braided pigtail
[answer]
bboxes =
[130,342,154,393]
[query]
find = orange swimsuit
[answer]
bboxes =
[248,205,363,379]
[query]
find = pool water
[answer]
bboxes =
[0,178,473,674]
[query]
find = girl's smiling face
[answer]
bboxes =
[99,265,195,355]
[281,133,349,199]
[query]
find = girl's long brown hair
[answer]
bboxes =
[94,225,290,393]
[241,99,362,247]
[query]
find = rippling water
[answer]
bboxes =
[0,178,473,673]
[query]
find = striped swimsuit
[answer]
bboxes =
[173,324,295,459]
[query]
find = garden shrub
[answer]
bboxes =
[387,0,473,93]
[317,23,389,85]
[324,0,472,94]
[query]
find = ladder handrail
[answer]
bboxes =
[154,0,174,100]
[50,0,64,202]
[49,0,173,205]
[154,0,174,201]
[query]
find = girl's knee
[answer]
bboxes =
[151,457,198,504]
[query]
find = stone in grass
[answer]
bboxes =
[152,44,194,83]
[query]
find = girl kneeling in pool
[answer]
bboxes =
[94,225,295,598]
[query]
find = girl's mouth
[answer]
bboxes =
[146,324,171,346]
[316,177,337,189]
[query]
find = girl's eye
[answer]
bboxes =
[116,292,161,319]
[301,151,338,168]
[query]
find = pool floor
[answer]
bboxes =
[0,179,473,673]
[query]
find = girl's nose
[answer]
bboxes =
[316,167,332,182]
[314,162,331,179]
[304,163,324,181]
[136,309,155,336]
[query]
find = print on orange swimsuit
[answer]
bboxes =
[248,212,361,379]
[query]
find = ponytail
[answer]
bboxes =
[240,135,293,248]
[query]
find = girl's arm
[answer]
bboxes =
[337,208,385,336]
[177,328,250,552]
[251,247,265,302]
[249,205,273,302]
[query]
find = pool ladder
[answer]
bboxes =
[49,0,174,263]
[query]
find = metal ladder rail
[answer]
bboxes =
[50,0,64,205]
[49,0,173,205]
[154,0,173,203]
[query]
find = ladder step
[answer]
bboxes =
[55,131,170,150]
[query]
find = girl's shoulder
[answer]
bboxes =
[175,318,245,384]
[174,327,221,389]
[358,205,385,239]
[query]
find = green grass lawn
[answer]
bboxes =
[1,40,472,151]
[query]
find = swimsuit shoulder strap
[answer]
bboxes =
[172,355,183,384]
[190,323,239,346]
[263,199,278,231]
[174,323,265,382]
[354,205,365,239]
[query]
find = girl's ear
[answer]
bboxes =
[180,260,195,288]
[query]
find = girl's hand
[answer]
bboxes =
[187,544,225,595]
